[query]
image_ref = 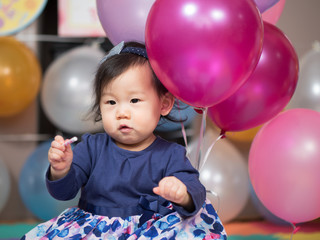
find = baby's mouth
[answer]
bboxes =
[119,125,132,133]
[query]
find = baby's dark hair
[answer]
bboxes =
[90,41,180,123]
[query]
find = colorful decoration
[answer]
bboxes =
[58,0,105,37]
[0,0,47,36]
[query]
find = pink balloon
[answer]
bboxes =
[262,0,286,25]
[249,109,320,223]
[146,0,263,107]
[208,22,298,132]
[254,0,280,13]
[96,0,155,45]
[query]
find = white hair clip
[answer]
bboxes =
[99,41,125,64]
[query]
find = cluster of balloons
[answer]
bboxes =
[249,39,320,225]
[19,141,80,221]
[95,0,320,225]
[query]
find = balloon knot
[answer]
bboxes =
[220,129,226,139]
[292,223,301,234]
[194,107,205,114]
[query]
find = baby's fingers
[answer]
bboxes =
[51,138,66,151]
[153,177,186,203]
[54,135,65,144]
[48,146,64,161]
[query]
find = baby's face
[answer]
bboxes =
[99,63,162,151]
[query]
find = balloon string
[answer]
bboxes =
[177,100,189,151]
[199,131,225,172]
[206,189,221,213]
[194,110,223,214]
[290,222,301,240]
[202,129,225,213]
[195,108,208,170]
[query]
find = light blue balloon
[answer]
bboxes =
[156,101,197,132]
[19,141,80,221]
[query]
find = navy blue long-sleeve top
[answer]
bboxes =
[46,133,206,218]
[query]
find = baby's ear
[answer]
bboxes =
[160,92,175,116]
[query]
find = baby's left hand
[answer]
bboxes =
[153,176,194,211]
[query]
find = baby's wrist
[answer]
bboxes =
[180,193,195,212]
[49,166,70,181]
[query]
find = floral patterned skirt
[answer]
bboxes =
[21,199,227,240]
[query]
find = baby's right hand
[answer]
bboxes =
[48,135,73,180]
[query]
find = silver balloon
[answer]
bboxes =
[41,45,104,134]
[287,42,320,111]
[0,157,10,213]
[188,128,250,223]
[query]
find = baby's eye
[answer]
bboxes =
[106,100,116,105]
[130,98,140,103]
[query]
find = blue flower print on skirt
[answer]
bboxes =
[21,199,227,239]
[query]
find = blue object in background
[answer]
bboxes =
[19,141,80,221]
[156,100,197,132]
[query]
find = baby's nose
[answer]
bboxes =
[116,105,130,119]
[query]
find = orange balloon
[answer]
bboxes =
[225,125,262,142]
[208,118,262,142]
[0,37,41,117]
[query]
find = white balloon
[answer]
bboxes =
[288,43,320,111]
[41,45,104,134]
[188,128,250,222]
[0,158,10,213]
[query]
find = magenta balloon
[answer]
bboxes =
[254,0,280,13]
[146,0,263,107]
[249,109,320,223]
[208,22,298,132]
[96,0,155,45]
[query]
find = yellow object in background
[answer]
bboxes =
[0,0,47,36]
[225,125,262,142]
[0,37,41,117]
